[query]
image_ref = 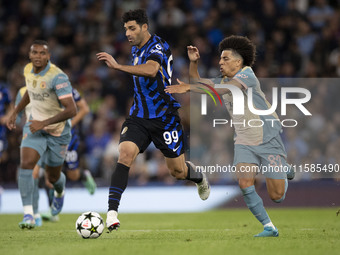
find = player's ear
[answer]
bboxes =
[237,58,242,67]
[142,23,148,32]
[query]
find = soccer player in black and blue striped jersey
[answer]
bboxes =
[97,9,210,232]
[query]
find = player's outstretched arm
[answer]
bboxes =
[96,52,159,77]
[165,79,243,95]
[29,96,77,133]
[6,91,30,130]
[165,79,190,94]
[187,46,213,85]
[188,45,200,83]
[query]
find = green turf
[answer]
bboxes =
[0,209,339,255]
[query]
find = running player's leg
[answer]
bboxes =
[260,135,290,204]
[32,164,42,226]
[107,117,148,231]
[45,164,65,216]
[18,125,46,229]
[44,135,70,216]
[150,113,210,200]
[165,155,210,200]
[235,143,279,237]
[266,178,287,202]
[237,163,278,237]
[64,132,96,194]
[107,141,139,231]
[18,147,40,229]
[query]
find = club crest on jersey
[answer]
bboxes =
[40,81,46,89]
[134,57,139,66]
[33,80,37,88]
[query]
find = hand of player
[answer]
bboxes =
[187,45,200,62]
[164,79,190,94]
[29,120,46,133]
[96,52,120,69]
[6,113,17,130]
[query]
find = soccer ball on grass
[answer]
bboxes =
[75,211,104,239]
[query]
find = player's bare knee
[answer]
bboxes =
[48,175,58,183]
[118,151,135,166]
[20,159,37,170]
[238,179,254,189]
[270,190,285,202]
[47,172,60,184]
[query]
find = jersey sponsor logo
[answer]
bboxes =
[40,81,46,89]
[150,49,163,55]
[56,82,69,90]
[29,91,49,101]
[235,73,248,79]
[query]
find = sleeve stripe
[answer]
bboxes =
[58,93,73,99]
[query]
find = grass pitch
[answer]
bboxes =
[0,209,339,255]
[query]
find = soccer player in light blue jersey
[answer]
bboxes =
[165,35,294,237]
[7,40,77,229]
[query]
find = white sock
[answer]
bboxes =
[34,213,41,219]
[23,205,34,216]
[264,222,275,229]
[54,190,65,198]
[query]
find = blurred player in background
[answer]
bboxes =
[97,9,210,232]
[0,83,11,163]
[165,35,294,237]
[7,40,76,229]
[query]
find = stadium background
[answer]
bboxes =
[0,0,340,212]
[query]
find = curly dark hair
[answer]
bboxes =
[218,35,256,67]
[122,9,149,26]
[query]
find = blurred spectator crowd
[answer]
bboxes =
[0,0,340,186]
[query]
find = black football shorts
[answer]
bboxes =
[119,113,185,158]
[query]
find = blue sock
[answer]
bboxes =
[274,178,288,203]
[32,178,39,214]
[241,185,270,225]
[53,172,66,194]
[18,168,34,206]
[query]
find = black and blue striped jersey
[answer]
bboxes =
[129,34,180,119]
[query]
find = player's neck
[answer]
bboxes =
[137,32,151,49]
[32,64,47,74]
